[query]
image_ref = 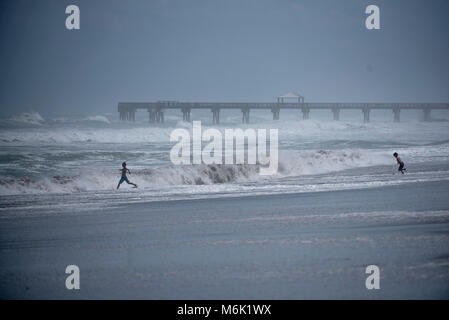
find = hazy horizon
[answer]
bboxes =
[1,0,449,117]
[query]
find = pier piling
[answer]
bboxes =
[302,108,310,120]
[241,108,250,124]
[182,108,191,122]
[118,101,448,124]
[271,107,280,120]
[393,107,400,122]
[363,107,370,123]
[332,108,340,121]
[212,108,220,124]
[423,108,431,121]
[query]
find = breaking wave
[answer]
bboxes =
[1,116,449,146]
[10,112,45,125]
[0,126,171,144]
[1,112,448,197]
[83,115,111,124]
[0,150,391,195]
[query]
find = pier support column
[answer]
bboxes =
[148,108,156,123]
[124,109,135,122]
[332,108,340,121]
[241,108,250,124]
[271,107,280,120]
[393,108,401,122]
[155,109,164,123]
[159,110,164,123]
[128,110,136,122]
[211,108,220,124]
[302,108,310,120]
[363,108,370,123]
[423,108,431,121]
[182,108,191,122]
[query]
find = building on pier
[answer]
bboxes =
[274,92,305,120]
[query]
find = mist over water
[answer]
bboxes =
[1,109,449,208]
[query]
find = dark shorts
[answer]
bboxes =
[118,176,130,184]
[398,163,405,171]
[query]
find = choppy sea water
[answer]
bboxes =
[1,108,449,213]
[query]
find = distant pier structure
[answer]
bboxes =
[118,92,449,124]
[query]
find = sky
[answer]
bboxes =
[0,0,448,116]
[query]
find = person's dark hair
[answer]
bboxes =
[393,152,398,157]
[122,162,126,167]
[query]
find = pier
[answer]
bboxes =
[118,93,449,124]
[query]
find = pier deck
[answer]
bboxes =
[118,102,449,123]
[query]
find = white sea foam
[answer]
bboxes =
[10,112,45,125]
[84,115,111,124]
[1,112,449,198]
[0,149,394,195]
[1,116,449,145]
[0,126,172,144]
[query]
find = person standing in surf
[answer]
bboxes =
[117,162,138,189]
[393,152,406,174]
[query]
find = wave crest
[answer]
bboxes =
[11,112,45,125]
[0,150,391,195]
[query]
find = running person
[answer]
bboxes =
[117,162,138,189]
[393,152,406,174]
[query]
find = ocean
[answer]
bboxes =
[1,109,449,211]
[1,109,449,298]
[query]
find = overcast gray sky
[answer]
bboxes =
[0,0,448,116]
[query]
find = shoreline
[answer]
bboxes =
[1,180,448,299]
[2,160,449,214]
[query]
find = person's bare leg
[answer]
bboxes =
[127,181,138,188]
